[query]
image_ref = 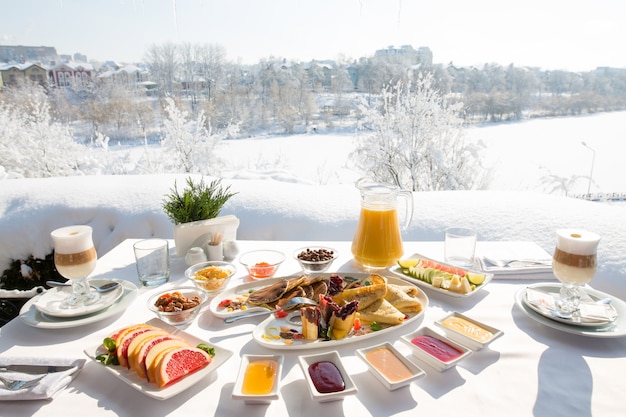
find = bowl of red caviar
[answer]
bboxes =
[238,250,285,280]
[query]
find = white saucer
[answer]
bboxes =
[33,279,124,318]
[19,280,138,329]
[514,283,626,338]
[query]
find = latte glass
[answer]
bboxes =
[51,225,99,308]
[552,229,600,314]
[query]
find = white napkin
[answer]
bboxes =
[0,356,85,401]
[476,241,554,280]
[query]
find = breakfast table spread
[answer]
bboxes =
[1,239,625,417]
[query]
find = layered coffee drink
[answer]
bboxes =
[552,229,600,313]
[51,225,98,307]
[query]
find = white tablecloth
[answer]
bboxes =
[1,239,625,417]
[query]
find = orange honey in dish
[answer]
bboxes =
[351,206,404,268]
[365,347,413,382]
[241,359,278,395]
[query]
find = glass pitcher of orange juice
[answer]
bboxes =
[351,178,414,268]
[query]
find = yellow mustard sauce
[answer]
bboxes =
[442,316,493,343]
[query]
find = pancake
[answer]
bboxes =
[357,298,405,325]
[384,284,423,313]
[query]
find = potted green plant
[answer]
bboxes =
[163,177,239,256]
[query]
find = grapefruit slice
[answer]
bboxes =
[134,335,182,378]
[113,324,153,352]
[154,346,212,388]
[145,340,190,382]
[117,326,159,368]
[125,329,169,369]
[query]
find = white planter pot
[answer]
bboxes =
[173,215,240,257]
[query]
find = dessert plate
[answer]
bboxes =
[19,280,137,329]
[522,284,618,327]
[514,284,626,338]
[84,318,233,400]
[33,279,124,318]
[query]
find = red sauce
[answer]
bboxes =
[411,335,462,362]
[308,361,345,393]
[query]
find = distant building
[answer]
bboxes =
[0,62,48,87]
[0,45,58,64]
[48,61,94,88]
[374,45,433,66]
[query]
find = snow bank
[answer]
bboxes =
[1,174,624,296]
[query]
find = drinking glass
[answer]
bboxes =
[552,229,600,314]
[51,225,99,308]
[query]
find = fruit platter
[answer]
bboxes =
[210,272,429,350]
[83,318,233,400]
[389,254,493,298]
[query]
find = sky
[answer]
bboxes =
[1,0,625,71]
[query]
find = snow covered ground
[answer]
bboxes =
[1,112,625,299]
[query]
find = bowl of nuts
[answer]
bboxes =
[185,261,237,295]
[294,247,338,276]
[147,286,208,326]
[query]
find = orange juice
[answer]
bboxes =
[241,359,278,395]
[351,205,404,268]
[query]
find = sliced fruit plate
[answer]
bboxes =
[389,254,493,298]
[83,318,233,400]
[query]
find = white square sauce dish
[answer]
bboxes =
[434,311,503,351]
[356,342,426,391]
[298,350,357,402]
[232,354,284,404]
[401,326,472,372]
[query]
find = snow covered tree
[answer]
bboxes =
[159,97,223,174]
[352,73,488,191]
[0,81,97,178]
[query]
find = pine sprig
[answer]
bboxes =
[162,177,237,225]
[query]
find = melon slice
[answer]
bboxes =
[145,339,190,382]
[154,346,212,388]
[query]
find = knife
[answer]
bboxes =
[0,364,76,374]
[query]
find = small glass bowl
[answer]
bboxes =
[293,246,338,275]
[185,261,237,295]
[239,250,285,279]
[147,286,208,326]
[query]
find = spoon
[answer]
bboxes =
[46,280,121,293]
[224,297,317,324]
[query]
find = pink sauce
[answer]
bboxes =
[411,335,462,362]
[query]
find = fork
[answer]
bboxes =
[482,256,552,268]
[0,374,45,391]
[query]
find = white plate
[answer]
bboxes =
[33,279,124,318]
[84,318,233,400]
[19,280,137,329]
[514,284,626,338]
[522,284,618,327]
[388,254,493,298]
[249,274,428,350]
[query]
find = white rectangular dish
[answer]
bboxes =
[400,326,472,372]
[434,312,503,351]
[84,318,233,400]
[390,254,493,298]
[356,342,425,390]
